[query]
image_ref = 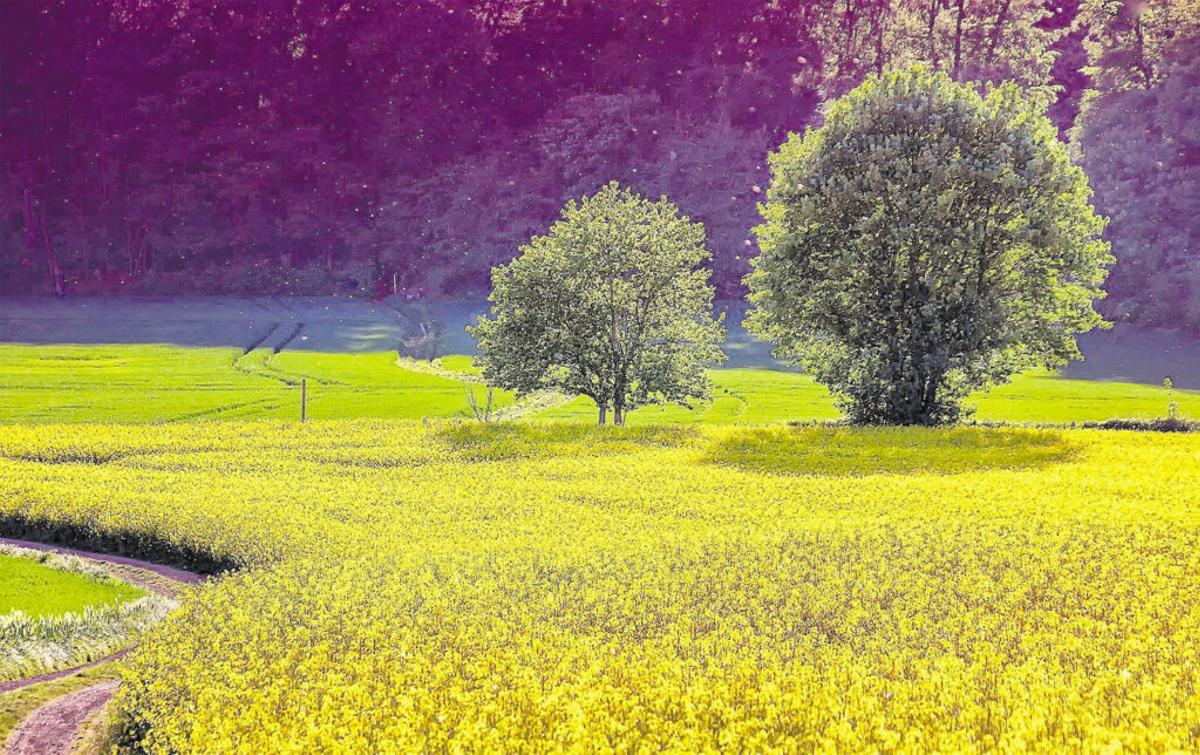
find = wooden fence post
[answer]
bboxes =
[301,378,307,423]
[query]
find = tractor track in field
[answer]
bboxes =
[241,322,280,354]
[0,538,200,754]
[233,322,349,389]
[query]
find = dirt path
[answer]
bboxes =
[1,538,201,754]
[0,537,202,588]
[0,650,130,696]
[4,680,118,755]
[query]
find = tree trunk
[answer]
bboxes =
[873,5,887,75]
[38,203,63,296]
[985,0,1012,67]
[124,221,150,278]
[1133,18,1152,85]
[842,0,858,79]
[951,0,965,80]
[613,406,625,426]
[911,367,928,424]
[127,220,142,276]
[921,373,941,424]
[598,405,608,425]
[608,299,623,428]
[927,0,941,68]
[23,187,39,250]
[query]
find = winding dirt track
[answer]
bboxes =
[0,648,131,697]
[4,681,119,755]
[1,537,201,754]
[0,538,201,588]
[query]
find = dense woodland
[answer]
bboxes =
[1,0,1197,330]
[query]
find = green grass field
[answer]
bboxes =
[0,553,143,618]
[0,344,510,424]
[1,342,1197,425]
[1,297,1197,425]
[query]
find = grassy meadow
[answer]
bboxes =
[2,296,1197,426]
[0,552,143,618]
[0,545,171,684]
[1,343,1197,425]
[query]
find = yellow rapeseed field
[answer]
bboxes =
[0,421,1197,752]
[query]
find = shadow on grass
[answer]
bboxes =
[704,425,1081,477]
[434,422,699,462]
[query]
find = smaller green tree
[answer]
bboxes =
[747,67,1112,425]
[470,181,726,425]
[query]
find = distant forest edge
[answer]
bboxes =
[2,1,1198,331]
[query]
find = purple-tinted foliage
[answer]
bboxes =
[0,0,1195,329]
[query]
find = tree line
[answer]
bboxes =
[1,0,1196,329]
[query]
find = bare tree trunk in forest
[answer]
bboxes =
[985,0,1012,67]
[927,0,941,69]
[22,186,59,293]
[874,4,888,75]
[127,220,136,275]
[951,0,965,79]
[38,204,63,296]
[34,112,64,296]
[127,221,149,276]
[23,187,38,250]
[1133,18,1152,85]
[843,0,858,79]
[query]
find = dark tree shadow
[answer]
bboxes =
[703,425,1081,477]
[433,422,698,462]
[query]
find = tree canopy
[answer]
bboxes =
[1072,3,1200,330]
[746,67,1112,425]
[2,0,1192,333]
[0,0,1101,298]
[470,182,725,425]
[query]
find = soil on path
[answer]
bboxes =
[1,537,201,754]
[0,537,202,590]
[4,680,119,755]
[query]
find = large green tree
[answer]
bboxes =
[470,182,726,425]
[746,67,1111,425]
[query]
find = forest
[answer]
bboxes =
[2,0,1198,330]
